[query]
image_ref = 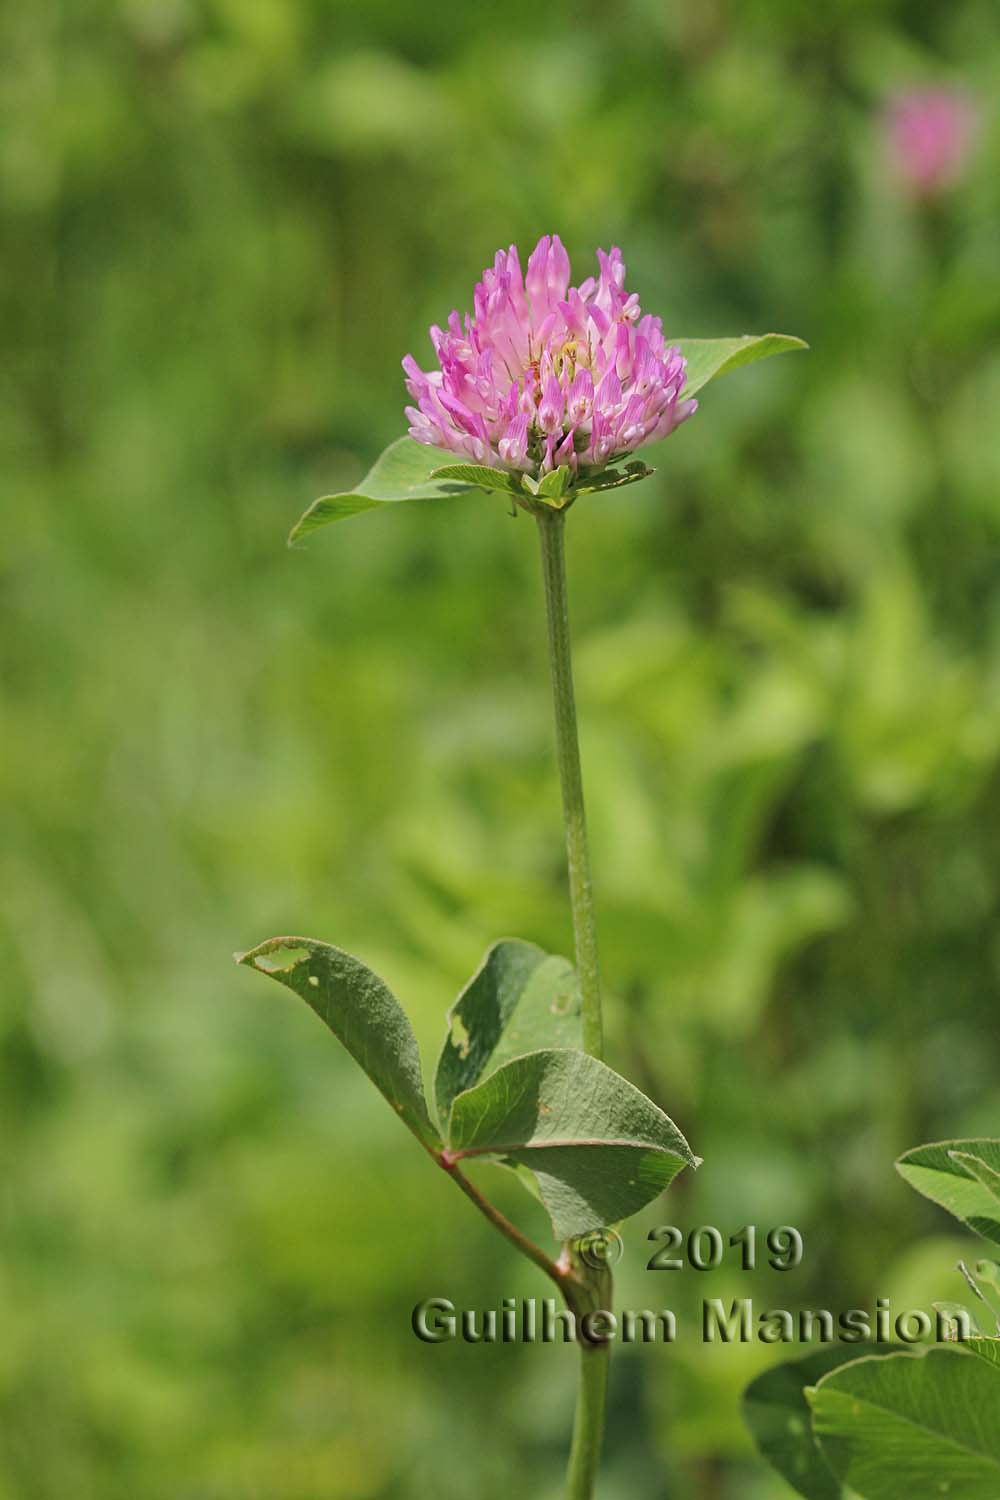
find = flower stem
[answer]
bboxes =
[535,508,603,1060]
[536,506,609,1498]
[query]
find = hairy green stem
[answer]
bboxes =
[561,1246,613,1500]
[444,1147,615,1499]
[536,507,609,1498]
[536,509,604,1060]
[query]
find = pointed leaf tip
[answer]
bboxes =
[447,1047,696,1240]
[238,934,441,1150]
[674,333,808,400]
[573,462,655,496]
[289,438,479,542]
[897,1138,1000,1248]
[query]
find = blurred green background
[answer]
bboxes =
[4,0,1000,1496]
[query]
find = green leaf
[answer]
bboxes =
[896,1140,1000,1247]
[534,465,573,505]
[434,940,581,1127]
[574,462,655,496]
[964,1337,1000,1370]
[428,462,524,497]
[446,1048,698,1240]
[287,341,806,539]
[743,1345,899,1500]
[289,438,478,542]
[808,1348,1000,1499]
[674,334,808,400]
[952,1150,1000,1206]
[236,936,441,1151]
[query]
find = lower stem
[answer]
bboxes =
[562,1247,613,1500]
[535,508,603,1059]
[565,1344,611,1500]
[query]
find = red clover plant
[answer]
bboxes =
[237,236,805,1498]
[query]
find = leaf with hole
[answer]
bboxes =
[807,1348,1000,1499]
[435,939,581,1127]
[896,1139,1000,1247]
[446,1048,697,1239]
[236,936,441,1151]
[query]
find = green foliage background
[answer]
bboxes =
[3,1,1000,1496]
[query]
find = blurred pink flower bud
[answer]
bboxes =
[887,87,978,199]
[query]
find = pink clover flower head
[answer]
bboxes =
[886,88,978,199]
[403,236,697,480]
